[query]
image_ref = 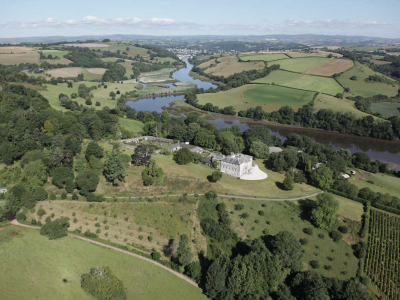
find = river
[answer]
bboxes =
[126,58,400,169]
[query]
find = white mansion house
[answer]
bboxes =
[219,154,253,178]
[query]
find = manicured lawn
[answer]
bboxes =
[0,226,207,300]
[370,102,400,118]
[337,62,399,97]
[222,198,359,279]
[118,117,144,134]
[240,53,289,62]
[278,57,330,73]
[253,70,343,95]
[242,85,315,107]
[313,94,373,118]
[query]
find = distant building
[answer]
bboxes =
[168,142,203,153]
[341,174,350,179]
[0,187,7,194]
[219,154,253,178]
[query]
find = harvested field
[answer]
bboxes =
[0,46,36,53]
[305,58,354,76]
[63,43,110,48]
[86,68,107,74]
[0,52,40,65]
[203,56,265,77]
[45,67,82,78]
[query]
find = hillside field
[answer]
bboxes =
[202,55,265,77]
[197,84,315,111]
[305,58,354,76]
[337,62,399,97]
[118,117,144,134]
[313,94,373,118]
[277,57,330,73]
[239,53,289,62]
[253,70,343,95]
[0,226,206,300]
[370,102,400,118]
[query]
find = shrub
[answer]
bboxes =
[330,230,343,242]
[148,235,153,242]
[73,217,78,223]
[300,238,309,245]
[151,250,161,261]
[208,170,223,183]
[338,225,349,234]
[40,217,70,240]
[138,235,144,240]
[303,227,314,235]
[84,230,98,238]
[235,204,244,211]
[258,210,265,216]
[61,191,67,200]
[96,228,101,234]
[205,190,217,200]
[51,213,55,218]
[31,219,37,225]
[173,148,194,165]
[50,193,56,200]
[37,208,46,218]
[16,213,26,221]
[318,233,325,239]
[86,193,105,202]
[95,222,101,228]
[81,267,126,300]
[309,260,320,269]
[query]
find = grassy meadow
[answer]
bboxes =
[313,94,373,118]
[40,81,141,111]
[370,102,400,118]
[222,197,359,279]
[350,170,400,199]
[337,62,399,97]
[139,68,175,83]
[40,49,69,58]
[0,226,207,300]
[203,56,265,77]
[239,53,289,62]
[277,57,330,73]
[242,85,315,107]
[118,117,144,134]
[254,70,343,95]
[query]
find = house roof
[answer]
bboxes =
[221,154,252,166]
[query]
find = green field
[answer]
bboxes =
[314,94,373,118]
[253,70,343,95]
[40,50,69,58]
[277,57,330,73]
[40,81,141,111]
[370,102,400,118]
[242,85,315,107]
[222,198,359,279]
[0,226,206,300]
[118,117,144,133]
[351,170,400,199]
[240,53,289,62]
[287,52,330,58]
[337,62,399,97]
[139,68,175,83]
[118,60,134,78]
[101,57,120,62]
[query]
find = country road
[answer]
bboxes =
[9,220,200,289]
[105,191,323,201]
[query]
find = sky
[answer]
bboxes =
[1,0,399,38]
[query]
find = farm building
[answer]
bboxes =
[168,142,203,153]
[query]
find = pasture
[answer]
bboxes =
[239,53,289,62]
[106,44,151,57]
[222,198,359,279]
[40,81,141,111]
[118,117,144,134]
[42,58,73,65]
[277,57,330,73]
[26,200,200,254]
[45,67,107,79]
[0,51,40,65]
[351,169,400,199]
[253,70,343,95]
[370,102,400,117]
[337,62,399,97]
[0,226,207,300]
[242,85,315,108]
[370,59,391,65]
[313,94,372,118]
[305,58,354,76]
[40,49,69,58]
[202,56,265,77]
[139,68,175,83]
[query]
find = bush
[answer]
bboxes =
[61,191,67,200]
[31,219,37,225]
[50,193,56,200]
[318,233,325,239]
[86,193,105,202]
[16,213,26,221]
[309,260,320,269]
[205,190,217,200]
[300,238,309,245]
[37,208,46,218]
[338,225,349,234]
[151,249,161,261]
[258,210,265,216]
[81,267,127,300]
[72,192,79,200]
[330,230,343,242]
[73,217,78,223]
[235,204,244,211]
[40,217,70,240]
[208,170,223,183]
[138,235,144,240]
[84,230,98,238]
[173,148,194,165]
[303,227,314,235]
